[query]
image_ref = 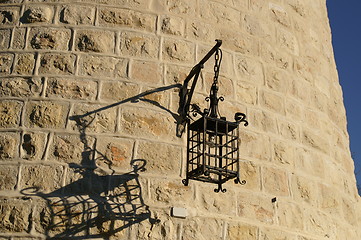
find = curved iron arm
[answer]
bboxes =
[178,40,222,126]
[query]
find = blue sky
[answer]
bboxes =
[327,1,361,189]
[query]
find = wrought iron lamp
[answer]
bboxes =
[178,40,248,193]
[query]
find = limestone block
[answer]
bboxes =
[60,5,95,25]
[0,100,22,128]
[0,77,42,97]
[161,15,185,36]
[98,8,156,32]
[239,161,261,191]
[70,103,117,133]
[203,73,234,97]
[219,30,258,56]
[12,27,26,49]
[249,110,278,134]
[319,184,341,216]
[304,209,336,238]
[0,53,14,75]
[152,0,197,15]
[13,53,36,75]
[182,218,223,240]
[165,63,192,85]
[342,198,358,226]
[0,0,21,3]
[262,167,289,196]
[94,0,150,9]
[21,6,53,24]
[237,192,274,224]
[95,136,134,171]
[186,21,215,42]
[0,7,19,25]
[49,134,95,165]
[269,3,291,28]
[20,165,63,193]
[277,28,299,55]
[0,133,19,159]
[200,0,240,27]
[0,29,11,49]
[235,81,258,105]
[78,55,128,78]
[135,141,181,175]
[291,175,318,206]
[38,53,76,75]
[20,132,47,160]
[260,90,285,115]
[265,66,289,93]
[75,29,115,53]
[293,57,314,83]
[25,101,69,129]
[240,130,271,161]
[130,60,162,84]
[301,129,330,153]
[278,119,299,141]
[0,198,31,233]
[227,223,258,240]
[235,55,264,85]
[100,81,140,102]
[162,38,194,63]
[272,139,294,166]
[0,165,18,190]
[46,77,97,100]
[149,179,193,205]
[259,228,297,240]
[243,14,274,38]
[261,43,292,70]
[119,31,159,59]
[285,98,303,120]
[28,27,71,50]
[290,77,311,102]
[120,107,176,140]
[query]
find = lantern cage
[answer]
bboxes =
[179,40,248,193]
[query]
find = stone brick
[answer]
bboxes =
[12,28,26,49]
[119,31,159,59]
[0,100,22,128]
[136,141,181,175]
[182,218,223,240]
[269,3,291,27]
[60,5,95,25]
[162,38,194,63]
[203,73,234,97]
[342,197,357,226]
[237,192,274,224]
[38,53,76,75]
[291,175,318,206]
[272,140,294,166]
[20,132,47,160]
[20,164,63,193]
[120,107,176,140]
[235,55,264,85]
[304,209,336,237]
[95,136,134,171]
[278,201,304,230]
[70,103,117,133]
[0,198,31,233]
[260,90,285,114]
[200,0,240,27]
[0,77,42,97]
[28,27,71,50]
[240,130,271,161]
[21,5,53,24]
[0,29,11,49]
[130,60,162,85]
[319,184,341,216]
[261,43,292,70]
[161,16,185,37]
[0,165,18,190]
[243,14,274,38]
[152,0,197,15]
[265,67,290,93]
[259,228,297,240]
[186,20,215,42]
[0,7,19,25]
[228,223,258,240]
[290,77,311,102]
[98,8,156,32]
[198,185,237,215]
[149,178,193,205]
[13,53,36,75]
[295,147,325,178]
[262,167,289,196]
[75,30,115,53]
[277,28,299,55]
[285,98,303,120]
[219,30,259,55]
[278,119,299,141]
[239,161,261,191]
[301,129,329,153]
[249,110,278,134]
[94,0,150,9]
[49,134,95,165]
[78,55,127,78]
[0,53,14,75]
[293,57,314,83]
[46,77,97,100]
[100,81,139,102]
[165,63,192,85]
[0,133,19,159]
[25,101,69,128]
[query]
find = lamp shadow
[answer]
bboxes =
[20,85,183,239]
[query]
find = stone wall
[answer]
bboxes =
[0,0,360,239]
